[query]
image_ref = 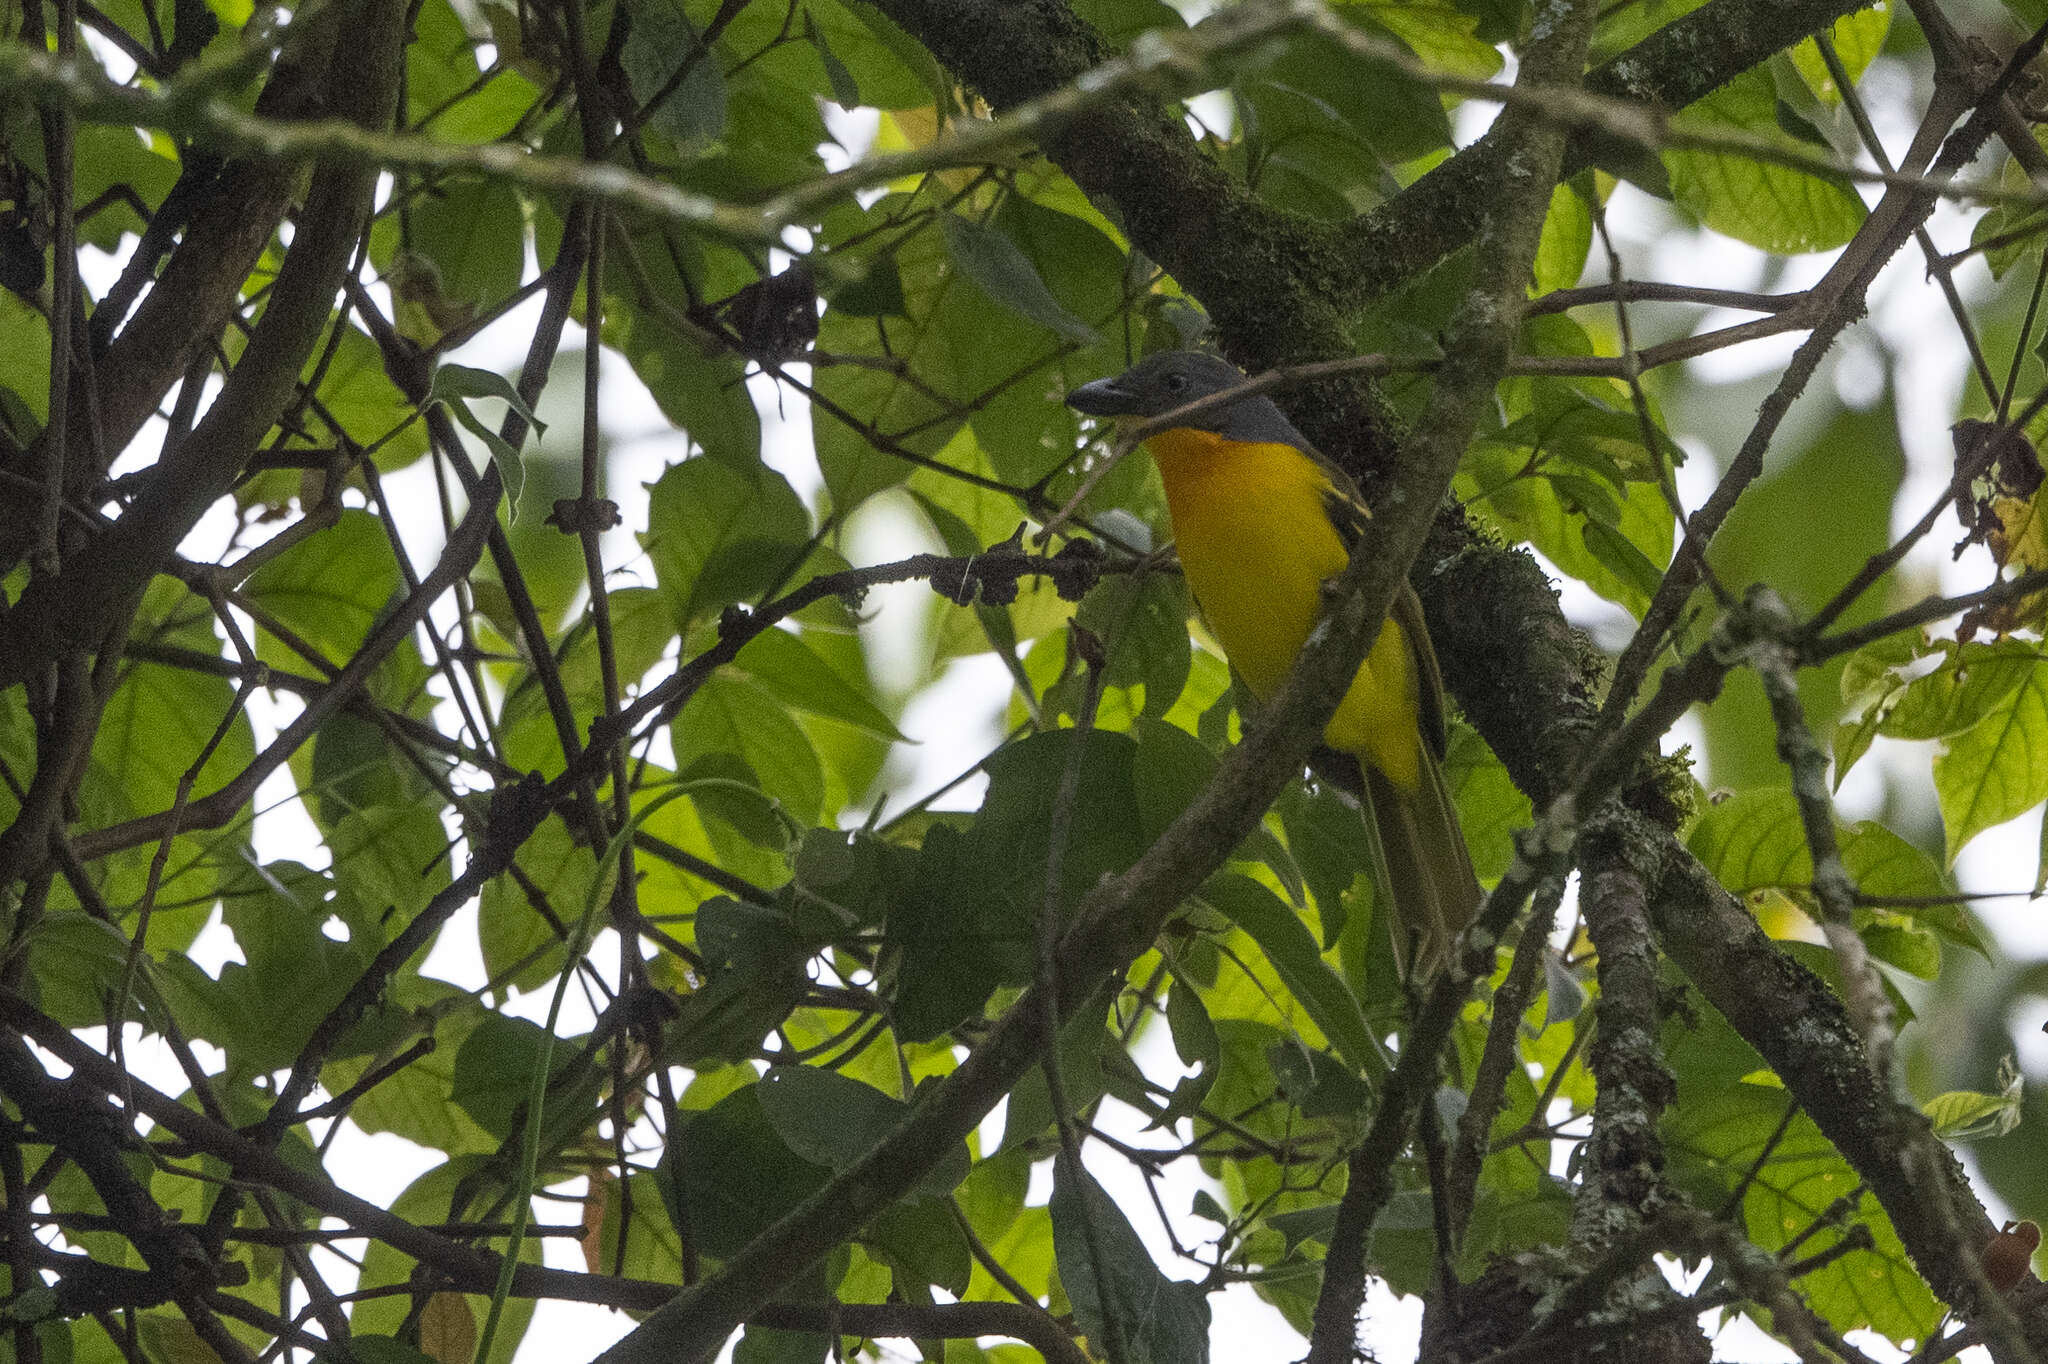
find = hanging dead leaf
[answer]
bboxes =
[1982,1219,2040,1294]
[582,1171,613,1273]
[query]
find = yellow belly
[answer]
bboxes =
[1150,429,1422,792]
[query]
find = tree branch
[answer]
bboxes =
[0,0,404,690]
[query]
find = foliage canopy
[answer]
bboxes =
[7,0,2048,1361]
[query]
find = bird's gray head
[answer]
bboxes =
[1065,350,1310,449]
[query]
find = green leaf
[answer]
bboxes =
[69,125,178,250]
[326,997,494,1156]
[450,1014,554,1140]
[1355,0,1501,80]
[243,509,400,672]
[1265,1202,1340,1253]
[1076,572,1193,717]
[1882,641,2040,741]
[327,799,454,924]
[609,295,762,464]
[1275,781,1370,949]
[1841,631,1932,712]
[1050,1160,1211,1364]
[160,888,364,1068]
[734,627,904,740]
[1971,137,2048,280]
[1236,78,1385,220]
[1789,5,1892,105]
[939,213,1100,345]
[404,0,482,120]
[755,1065,968,1196]
[1933,660,2048,862]
[0,294,51,426]
[352,1159,538,1363]
[810,16,861,108]
[1665,1081,1939,1340]
[1833,708,1885,791]
[1664,68,1866,254]
[1579,518,1667,610]
[1691,789,1926,900]
[665,1083,833,1257]
[1238,19,1449,170]
[25,913,169,1032]
[1267,1037,1372,1117]
[1530,180,1593,296]
[890,730,1145,1040]
[732,1327,827,1364]
[424,363,546,513]
[643,456,811,630]
[822,0,949,108]
[426,363,545,440]
[868,1196,973,1297]
[667,897,810,1063]
[1924,1065,2023,1141]
[1071,0,1184,47]
[674,672,825,827]
[1459,444,1672,616]
[621,0,728,146]
[408,179,525,308]
[1198,873,1380,1073]
[1443,721,1531,884]
[1000,998,1114,1153]
[826,255,906,317]
[1165,966,1220,1071]
[92,581,258,820]
[480,816,598,994]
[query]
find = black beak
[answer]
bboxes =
[1065,376,1138,416]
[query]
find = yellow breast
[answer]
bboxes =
[1148,428,1423,791]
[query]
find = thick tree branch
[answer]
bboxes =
[1570,824,1677,1240]
[1302,0,1599,1353]
[0,0,403,691]
[1347,0,1880,301]
[0,10,342,572]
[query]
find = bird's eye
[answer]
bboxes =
[1164,372,1189,393]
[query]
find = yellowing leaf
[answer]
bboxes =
[418,1294,477,1364]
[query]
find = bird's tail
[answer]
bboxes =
[1361,755,1483,982]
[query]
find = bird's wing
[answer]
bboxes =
[1319,476,1450,764]
[1392,580,1450,762]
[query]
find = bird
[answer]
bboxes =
[1066,350,1481,979]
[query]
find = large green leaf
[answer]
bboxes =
[1933,659,2048,863]
[941,213,1100,346]
[1664,68,1866,254]
[755,1065,968,1195]
[1686,788,1979,966]
[889,729,1146,1040]
[1665,1080,1939,1341]
[409,178,526,310]
[1198,872,1379,1073]
[157,875,372,1074]
[643,456,812,630]
[1051,1160,1211,1364]
[664,1082,834,1258]
[243,508,401,672]
[622,0,729,148]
